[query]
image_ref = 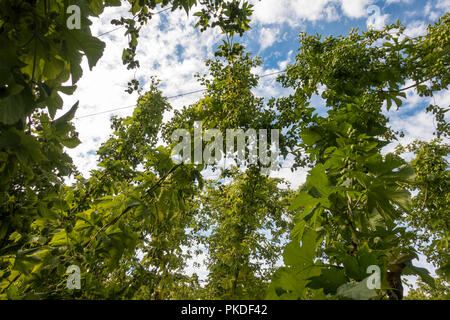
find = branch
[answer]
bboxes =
[380,74,437,93]
[0,273,21,295]
[146,163,183,197]
[84,163,184,248]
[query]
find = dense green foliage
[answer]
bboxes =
[268,15,449,300]
[398,139,449,273]
[0,1,448,300]
[405,277,450,300]
[198,168,292,299]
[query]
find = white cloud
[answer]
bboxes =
[340,0,374,18]
[385,0,413,4]
[251,0,402,28]
[291,0,340,22]
[433,90,450,121]
[366,4,390,30]
[403,20,427,38]
[423,0,446,20]
[383,111,438,155]
[324,4,340,22]
[251,0,341,27]
[436,0,450,10]
[259,27,280,51]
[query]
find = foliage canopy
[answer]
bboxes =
[0,1,448,300]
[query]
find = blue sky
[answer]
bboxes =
[58,0,450,288]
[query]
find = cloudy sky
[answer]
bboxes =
[59,0,449,286]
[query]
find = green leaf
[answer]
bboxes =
[387,98,392,110]
[63,29,105,82]
[20,132,46,162]
[403,261,435,289]
[343,255,363,281]
[301,128,321,146]
[337,277,378,300]
[49,229,68,246]
[89,0,105,16]
[74,33,105,70]
[307,164,333,198]
[0,93,28,124]
[307,267,347,294]
[436,263,450,281]
[393,97,403,108]
[61,136,81,148]
[290,192,320,211]
[386,189,411,213]
[268,231,322,300]
[53,101,79,126]
[284,229,318,267]
[58,86,77,96]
